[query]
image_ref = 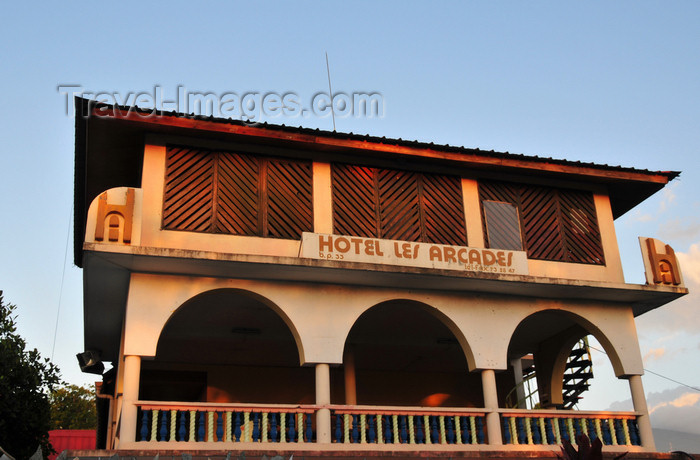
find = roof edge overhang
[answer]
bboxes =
[73,97,680,267]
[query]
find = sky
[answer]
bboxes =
[1,1,699,444]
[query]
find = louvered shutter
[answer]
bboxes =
[332,164,379,238]
[164,146,313,239]
[215,152,259,236]
[163,146,214,232]
[266,159,313,239]
[421,174,467,246]
[479,180,605,265]
[377,169,422,242]
[520,186,565,261]
[559,189,605,264]
[332,164,467,245]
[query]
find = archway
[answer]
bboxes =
[341,300,481,408]
[140,288,313,404]
[507,309,625,410]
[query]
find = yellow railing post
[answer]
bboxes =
[280,412,286,443]
[455,416,462,444]
[469,416,477,444]
[150,409,158,442]
[170,409,176,441]
[538,417,547,444]
[608,419,618,445]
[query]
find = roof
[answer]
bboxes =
[73,97,680,267]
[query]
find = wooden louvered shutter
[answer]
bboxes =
[479,181,519,208]
[479,180,605,265]
[163,146,215,232]
[559,189,604,264]
[332,164,379,238]
[215,152,259,236]
[378,169,421,242]
[332,164,467,245]
[266,158,313,239]
[421,174,467,246]
[520,186,565,261]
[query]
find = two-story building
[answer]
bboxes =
[73,97,687,457]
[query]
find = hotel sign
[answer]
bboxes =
[300,233,529,275]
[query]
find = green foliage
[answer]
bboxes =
[0,291,61,459]
[50,384,97,430]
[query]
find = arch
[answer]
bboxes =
[123,274,386,365]
[505,304,640,376]
[142,287,316,404]
[507,308,626,408]
[340,298,486,408]
[154,287,305,366]
[343,298,477,371]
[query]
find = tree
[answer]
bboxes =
[50,384,96,430]
[0,291,61,459]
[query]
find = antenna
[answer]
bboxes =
[325,52,337,131]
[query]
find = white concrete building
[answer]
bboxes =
[74,97,687,456]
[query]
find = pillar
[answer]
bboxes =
[511,357,527,409]
[628,375,656,450]
[316,363,331,443]
[119,355,141,445]
[344,348,357,405]
[462,178,485,247]
[481,369,502,445]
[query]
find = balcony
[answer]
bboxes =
[106,289,653,452]
[130,402,641,450]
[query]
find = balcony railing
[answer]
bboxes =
[135,402,315,443]
[330,405,486,445]
[132,402,642,449]
[499,409,641,446]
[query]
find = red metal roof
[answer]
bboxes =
[49,430,96,459]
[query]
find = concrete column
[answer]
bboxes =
[312,162,333,234]
[461,178,485,248]
[315,363,332,443]
[511,357,526,409]
[628,375,656,450]
[481,369,502,445]
[344,349,357,405]
[119,355,141,445]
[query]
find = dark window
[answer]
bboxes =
[482,201,523,251]
[163,145,312,239]
[479,180,604,265]
[332,163,467,245]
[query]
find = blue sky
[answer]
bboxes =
[1,1,698,439]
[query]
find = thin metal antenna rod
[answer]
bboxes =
[51,203,72,361]
[325,52,336,131]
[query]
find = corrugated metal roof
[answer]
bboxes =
[83,99,679,180]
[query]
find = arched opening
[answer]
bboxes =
[341,300,481,408]
[139,289,313,404]
[506,310,624,410]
